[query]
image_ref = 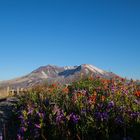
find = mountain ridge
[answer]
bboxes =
[0,64,118,89]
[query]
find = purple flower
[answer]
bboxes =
[19,127,26,135]
[19,115,24,119]
[45,98,49,106]
[35,124,41,129]
[115,117,124,125]
[56,113,65,124]
[19,115,26,124]
[95,112,109,121]
[97,103,104,109]
[17,134,22,140]
[37,112,45,118]
[111,86,115,92]
[0,135,3,140]
[130,112,140,119]
[107,101,114,109]
[69,113,80,124]
[102,112,109,120]
[134,99,140,105]
[81,109,87,116]
[27,107,34,115]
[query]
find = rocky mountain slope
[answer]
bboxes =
[0,64,118,89]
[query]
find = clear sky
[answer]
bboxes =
[0,0,140,80]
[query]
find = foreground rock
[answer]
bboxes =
[0,97,19,139]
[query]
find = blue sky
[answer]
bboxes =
[0,0,140,80]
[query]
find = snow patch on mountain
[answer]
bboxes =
[84,64,105,74]
[41,71,48,78]
[64,66,76,70]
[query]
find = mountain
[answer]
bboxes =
[0,64,118,89]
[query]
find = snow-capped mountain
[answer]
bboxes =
[0,64,118,88]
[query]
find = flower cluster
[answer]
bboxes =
[13,77,140,140]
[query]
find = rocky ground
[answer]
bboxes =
[0,97,19,140]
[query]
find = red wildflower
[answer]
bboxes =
[135,90,140,97]
[62,87,69,94]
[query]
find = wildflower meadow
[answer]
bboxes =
[10,77,140,140]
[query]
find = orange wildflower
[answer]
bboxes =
[77,92,84,97]
[51,83,57,88]
[89,94,96,104]
[93,91,97,96]
[89,76,94,81]
[62,87,69,94]
[135,91,140,97]
[48,87,54,93]
[101,95,105,102]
